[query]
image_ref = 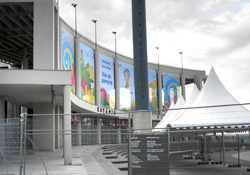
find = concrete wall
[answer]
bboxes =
[34,0,57,70]
[33,103,55,151]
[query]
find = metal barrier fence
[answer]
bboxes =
[0,118,21,175]
[0,104,250,175]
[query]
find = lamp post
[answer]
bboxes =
[155,47,159,70]
[92,19,97,49]
[179,52,183,74]
[112,31,117,59]
[71,3,77,36]
[155,47,161,116]
[112,31,120,110]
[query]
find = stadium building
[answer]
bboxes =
[0,0,206,164]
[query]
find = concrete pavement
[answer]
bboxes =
[1,144,250,175]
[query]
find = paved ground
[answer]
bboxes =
[170,152,250,175]
[1,145,250,175]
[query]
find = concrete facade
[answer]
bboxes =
[0,97,4,119]
[133,111,152,134]
[0,0,206,167]
[33,103,55,151]
[34,0,57,70]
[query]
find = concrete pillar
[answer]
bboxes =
[94,49,100,106]
[22,48,28,69]
[0,97,4,119]
[7,102,13,118]
[157,70,163,117]
[12,104,17,118]
[76,122,81,146]
[60,107,63,147]
[97,117,101,144]
[194,75,203,91]
[133,111,152,134]
[74,36,81,98]
[33,0,55,69]
[181,73,186,100]
[21,107,27,114]
[55,105,60,149]
[0,97,5,150]
[115,58,120,110]
[33,103,55,151]
[249,131,250,143]
[54,3,59,70]
[63,85,72,165]
[16,105,20,118]
[117,127,121,144]
[132,0,149,110]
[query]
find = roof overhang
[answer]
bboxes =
[0,69,71,108]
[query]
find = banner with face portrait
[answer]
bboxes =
[100,54,115,109]
[119,61,135,111]
[162,73,180,113]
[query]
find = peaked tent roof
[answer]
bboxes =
[170,68,250,128]
[153,95,185,132]
[153,85,200,132]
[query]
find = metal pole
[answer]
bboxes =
[23,114,27,175]
[19,115,24,175]
[167,125,170,175]
[167,125,170,157]
[75,6,77,36]
[128,112,132,175]
[204,133,206,161]
[112,31,117,59]
[95,22,97,49]
[92,20,97,50]
[222,132,225,165]
[71,3,77,37]
[179,52,183,74]
[155,47,159,71]
[115,34,116,59]
[237,134,240,165]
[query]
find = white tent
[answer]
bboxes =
[169,68,250,128]
[153,85,200,132]
[153,95,185,132]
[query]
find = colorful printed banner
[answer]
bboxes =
[148,69,158,114]
[80,43,95,104]
[119,61,135,111]
[100,54,115,109]
[61,27,75,93]
[162,73,180,112]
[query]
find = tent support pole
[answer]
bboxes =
[222,132,225,166]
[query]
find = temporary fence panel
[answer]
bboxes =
[0,118,21,175]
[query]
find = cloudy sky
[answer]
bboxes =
[59,0,250,104]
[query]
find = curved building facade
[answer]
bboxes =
[0,0,206,164]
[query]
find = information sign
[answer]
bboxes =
[131,135,169,175]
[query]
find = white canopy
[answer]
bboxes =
[153,95,185,132]
[170,68,250,128]
[153,85,200,132]
[153,68,250,130]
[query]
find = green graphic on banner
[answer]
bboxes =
[100,54,115,109]
[148,69,158,114]
[119,61,135,111]
[80,43,95,104]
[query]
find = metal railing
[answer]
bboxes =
[0,104,250,175]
